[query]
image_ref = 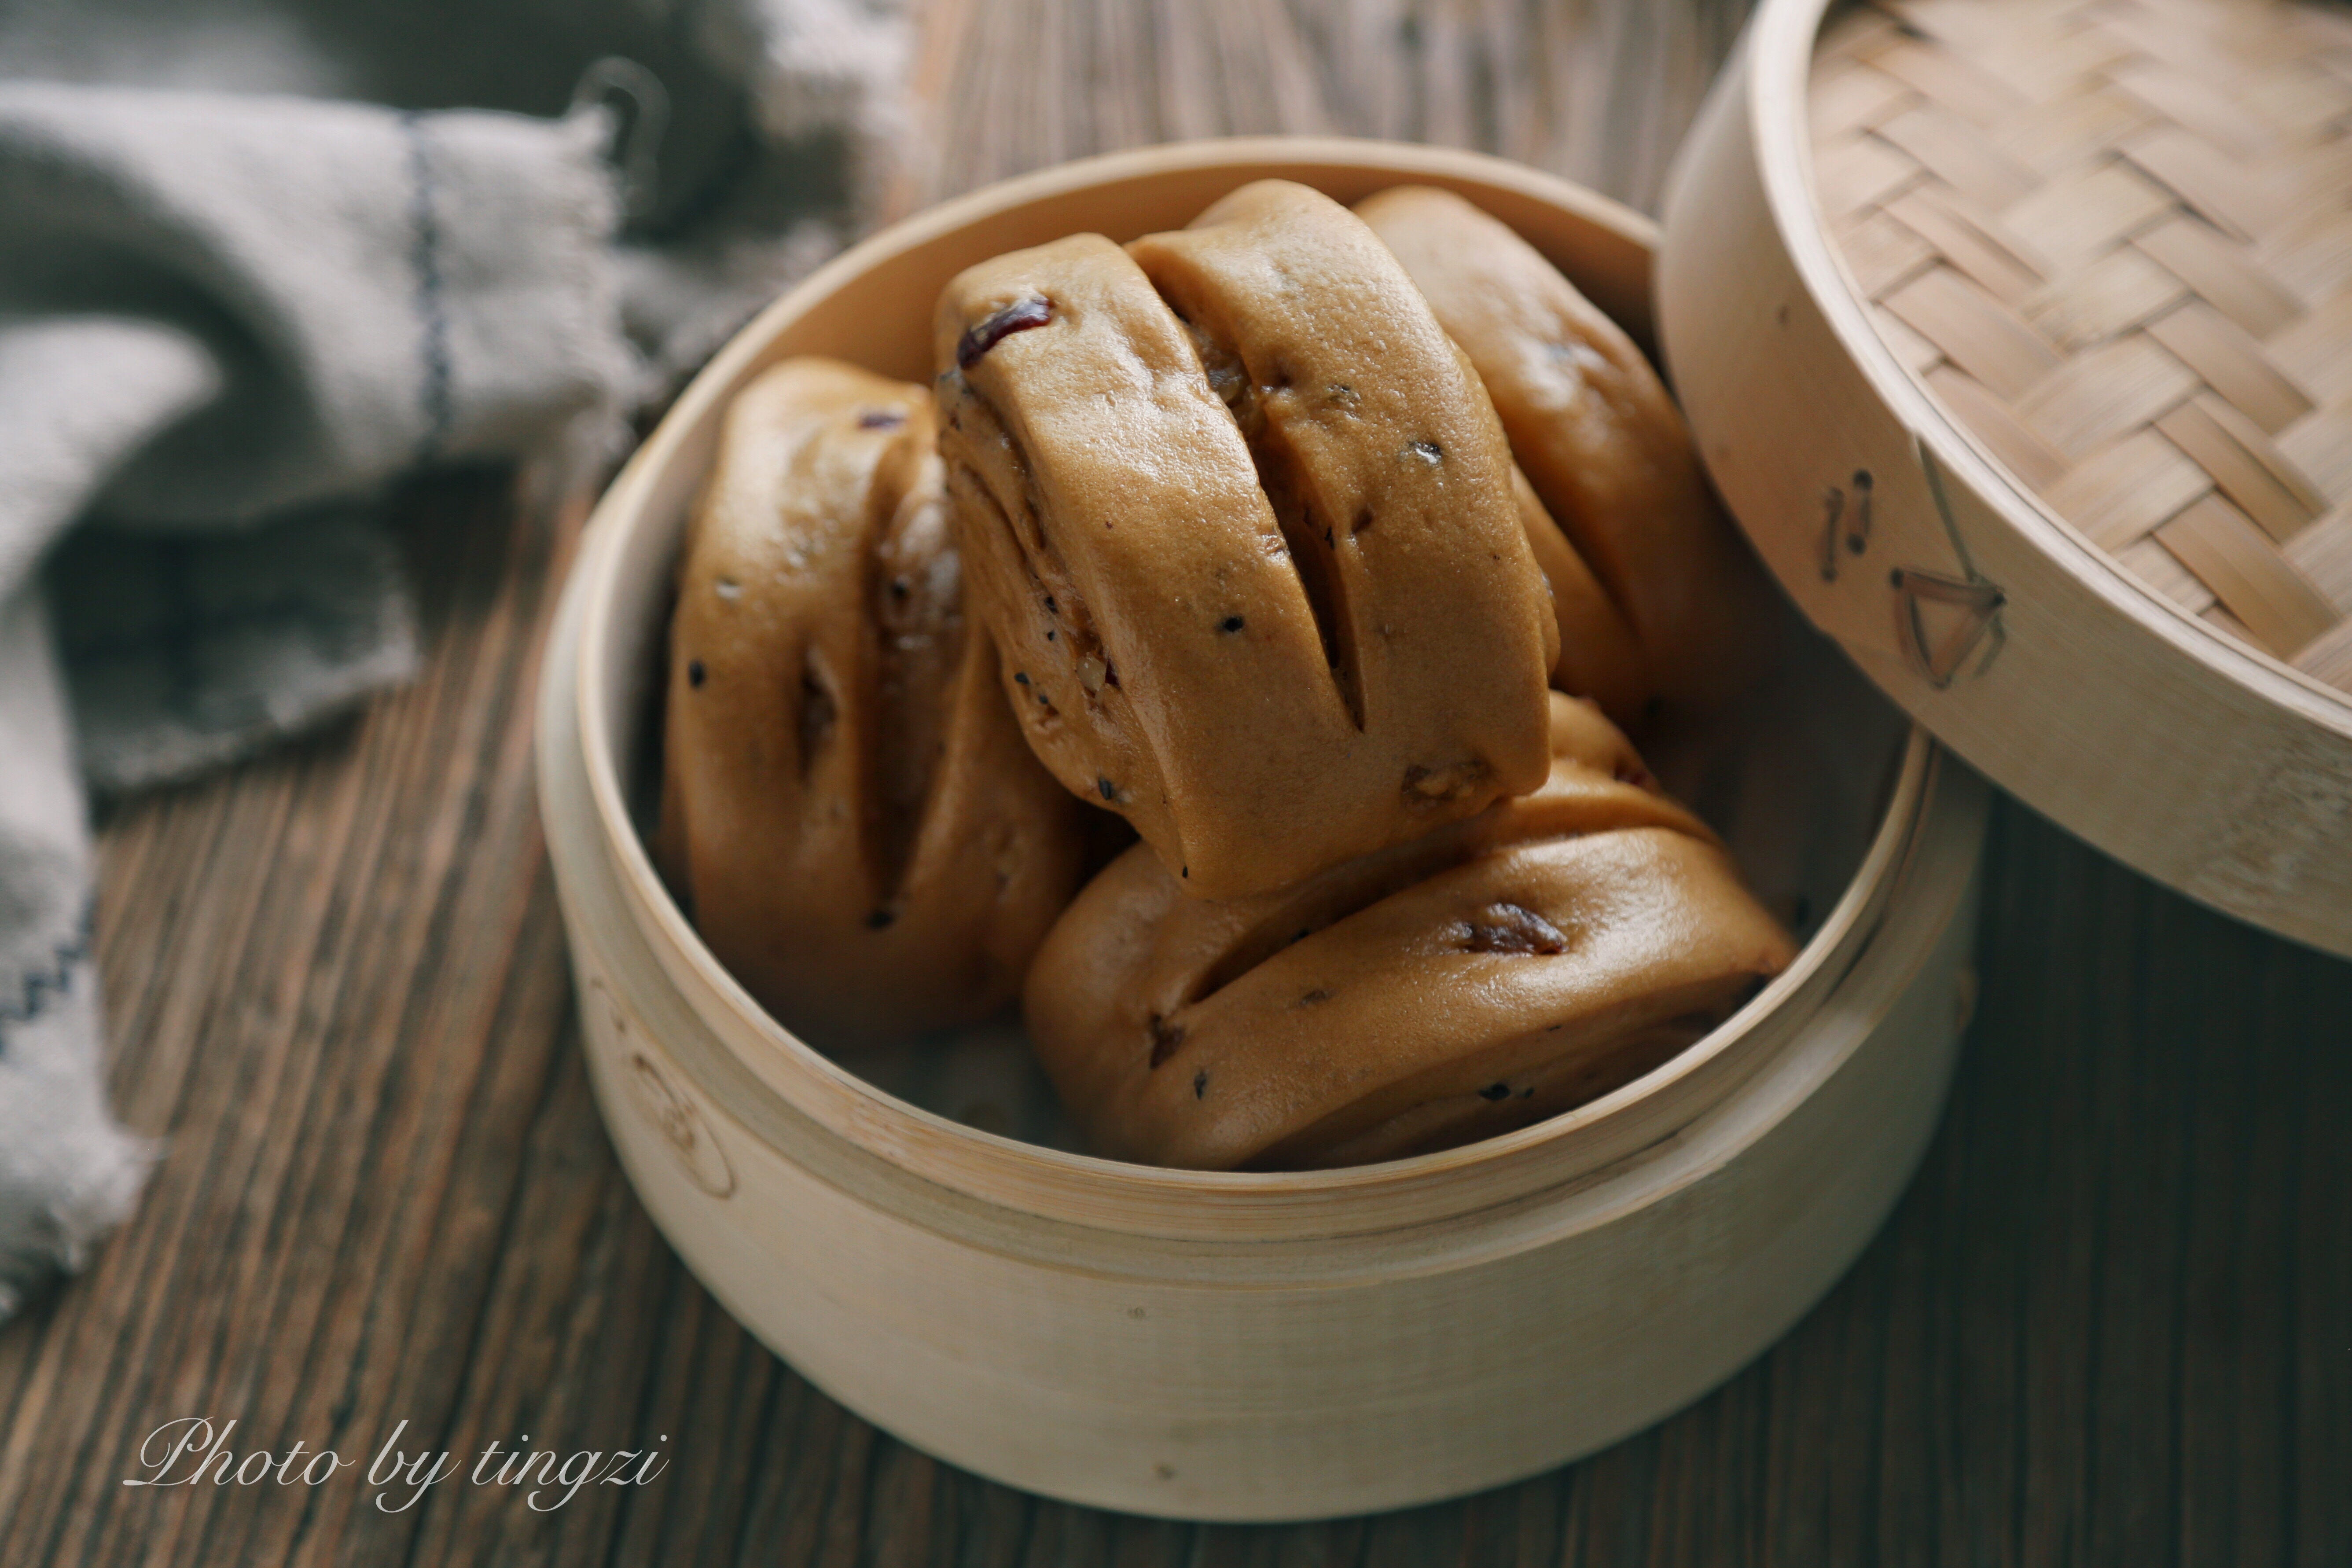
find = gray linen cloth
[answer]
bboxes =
[0,0,908,1316]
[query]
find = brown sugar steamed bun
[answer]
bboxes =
[1356,185,1781,710]
[660,357,1087,1045]
[1024,693,1797,1171]
[1509,463,1653,727]
[933,180,1556,902]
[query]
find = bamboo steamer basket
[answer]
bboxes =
[1661,0,2352,958]
[537,138,1990,1521]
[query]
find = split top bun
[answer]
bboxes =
[660,357,1086,1044]
[1354,186,1782,709]
[1024,694,1796,1170]
[934,180,1559,901]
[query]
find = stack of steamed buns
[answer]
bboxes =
[658,181,1794,1171]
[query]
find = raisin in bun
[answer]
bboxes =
[1356,185,1781,710]
[933,181,1555,902]
[1023,693,1796,1171]
[660,357,1087,1044]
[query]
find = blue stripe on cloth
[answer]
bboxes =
[0,900,95,1060]
[399,111,455,466]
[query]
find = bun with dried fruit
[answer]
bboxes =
[1508,463,1654,726]
[660,357,1087,1043]
[1023,693,1796,1170]
[1356,185,1781,709]
[933,180,1557,902]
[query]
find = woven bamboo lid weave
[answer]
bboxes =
[1812,0,2352,688]
[1657,0,2352,958]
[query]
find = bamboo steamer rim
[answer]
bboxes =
[569,137,1950,1240]
[1749,0,2352,731]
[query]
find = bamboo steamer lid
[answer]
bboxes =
[1660,0,2352,958]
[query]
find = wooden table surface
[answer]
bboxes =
[5,3,2349,1563]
